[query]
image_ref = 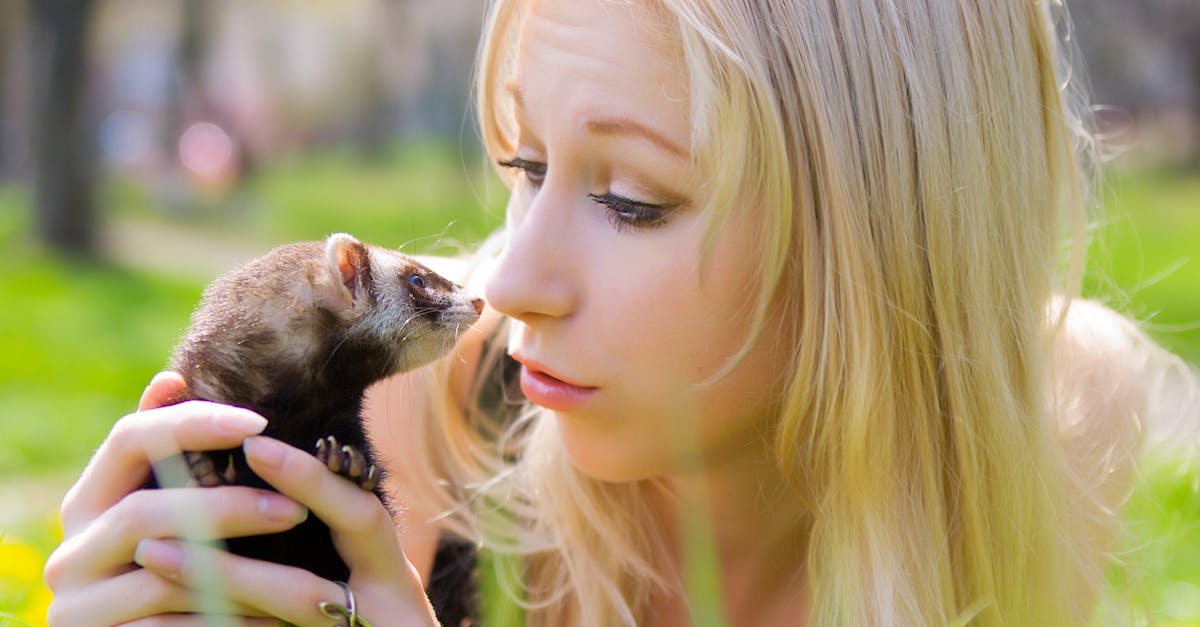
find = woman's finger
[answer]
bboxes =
[138,371,190,412]
[134,539,377,627]
[122,617,282,627]
[46,565,268,626]
[242,436,407,580]
[60,401,267,535]
[47,566,186,626]
[48,486,308,588]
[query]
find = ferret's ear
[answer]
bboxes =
[324,233,370,308]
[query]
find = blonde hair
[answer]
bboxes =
[406,0,1163,624]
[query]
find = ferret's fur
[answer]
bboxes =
[150,232,481,581]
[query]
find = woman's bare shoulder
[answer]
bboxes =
[1052,299,1147,453]
[1051,299,1152,529]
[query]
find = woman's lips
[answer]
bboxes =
[516,360,598,412]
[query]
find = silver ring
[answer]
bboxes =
[318,580,372,626]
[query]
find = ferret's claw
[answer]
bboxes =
[315,436,330,466]
[185,451,225,487]
[316,437,345,470]
[313,435,379,492]
[343,445,366,479]
[360,465,379,492]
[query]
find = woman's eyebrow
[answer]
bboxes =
[583,118,687,159]
[505,81,687,159]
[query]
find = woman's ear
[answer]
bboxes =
[323,232,371,308]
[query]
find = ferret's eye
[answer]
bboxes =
[409,275,426,289]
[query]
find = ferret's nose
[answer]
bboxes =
[471,298,485,315]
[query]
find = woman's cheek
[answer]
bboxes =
[604,259,700,369]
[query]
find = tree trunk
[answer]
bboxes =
[0,2,26,180]
[1191,35,1200,169]
[31,0,97,256]
[163,0,210,156]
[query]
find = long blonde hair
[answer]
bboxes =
[409,0,1150,624]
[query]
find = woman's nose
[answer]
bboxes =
[484,196,579,322]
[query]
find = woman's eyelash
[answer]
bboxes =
[497,157,546,184]
[498,157,673,232]
[589,193,670,232]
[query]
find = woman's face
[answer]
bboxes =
[484,0,785,482]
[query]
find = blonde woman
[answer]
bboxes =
[45,0,1193,624]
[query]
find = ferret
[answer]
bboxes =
[148,232,482,582]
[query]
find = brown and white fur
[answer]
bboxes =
[150,232,482,581]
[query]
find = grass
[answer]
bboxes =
[0,216,203,477]
[1101,454,1200,625]
[1086,168,1200,363]
[105,139,508,254]
[0,154,1198,624]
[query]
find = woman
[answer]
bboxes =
[45,0,1179,624]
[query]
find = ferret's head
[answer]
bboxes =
[316,233,483,374]
[174,232,482,410]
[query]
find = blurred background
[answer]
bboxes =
[0,1,1197,624]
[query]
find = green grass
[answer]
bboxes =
[0,192,204,477]
[1,158,1198,624]
[247,141,507,251]
[1086,168,1200,363]
[1101,454,1200,625]
[105,140,508,255]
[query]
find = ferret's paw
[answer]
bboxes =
[314,435,380,492]
[185,450,235,487]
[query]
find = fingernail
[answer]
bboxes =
[146,371,174,389]
[258,493,308,524]
[243,436,287,469]
[134,539,184,577]
[214,411,268,437]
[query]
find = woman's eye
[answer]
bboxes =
[497,157,546,186]
[588,193,671,233]
[497,156,674,232]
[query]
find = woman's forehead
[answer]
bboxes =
[513,0,683,84]
[509,0,690,147]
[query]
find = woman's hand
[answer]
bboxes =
[45,372,439,626]
[132,434,441,626]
